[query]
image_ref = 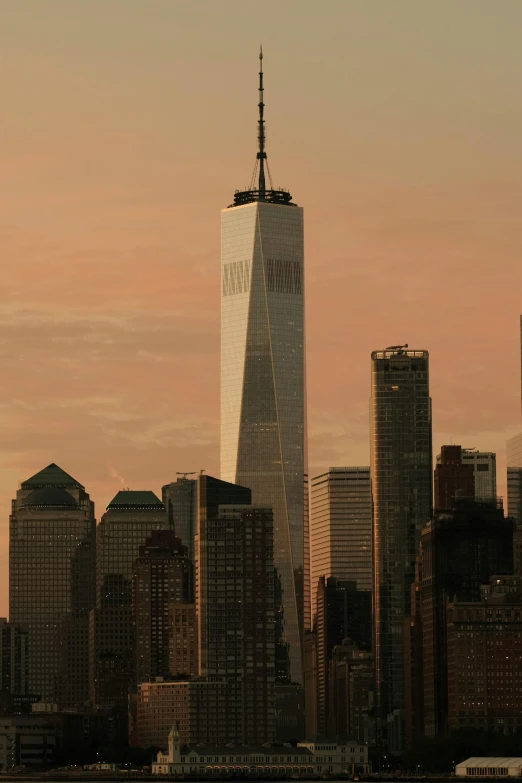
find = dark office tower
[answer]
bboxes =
[327,639,375,744]
[419,499,514,738]
[220,50,306,688]
[196,474,276,744]
[133,530,195,684]
[310,468,373,621]
[370,347,432,749]
[91,490,169,710]
[460,449,497,501]
[162,477,198,563]
[434,445,475,510]
[10,464,95,709]
[0,620,30,714]
[315,576,372,737]
[403,556,424,749]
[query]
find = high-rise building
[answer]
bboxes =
[10,464,95,708]
[460,450,497,501]
[327,639,375,744]
[447,576,522,734]
[310,468,372,621]
[370,347,432,747]
[90,490,170,710]
[196,474,275,744]
[162,477,198,563]
[315,577,372,737]
[434,445,475,510]
[418,499,514,737]
[220,50,306,687]
[507,434,522,525]
[133,530,196,685]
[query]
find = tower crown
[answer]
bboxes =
[229,48,296,208]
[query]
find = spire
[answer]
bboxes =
[257,45,266,199]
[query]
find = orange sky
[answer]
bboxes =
[1,1,522,616]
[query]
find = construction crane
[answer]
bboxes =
[176,472,197,480]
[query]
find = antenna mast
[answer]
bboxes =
[257,46,266,200]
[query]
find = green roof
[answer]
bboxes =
[107,490,164,510]
[22,487,79,509]
[22,463,83,489]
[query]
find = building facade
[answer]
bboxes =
[460,449,497,501]
[447,576,522,734]
[133,530,195,685]
[220,52,306,688]
[9,464,95,708]
[507,433,522,525]
[162,477,198,563]
[327,639,375,744]
[310,468,372,621]
[90,490,170,710]
[434,445,475,510]
[370,347,432,747]
[0,716,56,770]
[419,500,514,738]
[196,474,275,744]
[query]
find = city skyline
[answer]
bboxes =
[1,0,522,617]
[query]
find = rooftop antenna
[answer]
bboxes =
[176,472,197,480]
[257,45,266,200]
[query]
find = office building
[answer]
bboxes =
[507,433,522,525]
[434,445,475,510]
[0,620,27,699]
[162,477,198,563]
[447,576,522,734]
[461,450,496,501]
[9,464,95,708]
[370,347,432,747]
[133,530,195,685]
[135,679,243,750]
[419,499,514,737]
[196,474,275,744]
[220,50,306,687]
[0,716,56,770]
[310,468,372,621]
[90,490,170,710]
[327,639,375,744]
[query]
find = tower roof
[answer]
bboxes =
[22,487,79,509]
[22,463,83,490]
[229,48,296,209]
[107,490,164,511]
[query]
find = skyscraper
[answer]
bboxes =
[195,474,276,744]
[133,530,196,685]
[460,450,496,500]
[370,347,432,749]
[220,49,306,686]
[90,490,170,710]
[310,468,372,620]
[162,477,198,563]
[10,463,95,708]
[433,445,475,510]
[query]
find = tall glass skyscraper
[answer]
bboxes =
[220,51,306,685]
[370,347,432,749]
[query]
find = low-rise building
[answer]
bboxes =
[153,726,369,777]
[456,757,522,777]
[0,716,56,770]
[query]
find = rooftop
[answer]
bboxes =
[106,490,164,511]
[22,487,79,509]
[22,463,83,490]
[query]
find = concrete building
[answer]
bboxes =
[327,639,375,745]
[310,468,372,621]
[162,477,198,563]
[434,445,475,510]
[196,474,275,744]
[447,576,522,735]
[135,679,243,749]
[460,449,497,501]
[370,347,432,749]
[153,726,369,777]
[0,716,56,770]
[10,463,95,708]
[220,51,307,692]
[456,758,522,777]
[507,433,522,525]
[90,490,170,710]
[0,621,28,705]
[133,530,195,685]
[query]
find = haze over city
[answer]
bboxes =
[1,0,522,619]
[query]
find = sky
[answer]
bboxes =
[1,0,522,615]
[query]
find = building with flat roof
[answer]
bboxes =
[456,758,522,777]
[0,716,56,770]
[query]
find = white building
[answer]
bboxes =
[153,726,369,777]
[456,757,522,777]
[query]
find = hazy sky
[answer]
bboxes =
[1,1,522,615]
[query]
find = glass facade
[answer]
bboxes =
[370,349,432,729]
[507,432,522,524]
[310,468,373,622]
[9,463,95,708]
[162,478,198,563]
[221,200,306,685]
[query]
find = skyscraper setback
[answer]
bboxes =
[220,50,306,684]
[370,347,432,747]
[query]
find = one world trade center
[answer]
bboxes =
[220,50,307,688]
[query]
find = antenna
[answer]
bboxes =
[257,45,266,200]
